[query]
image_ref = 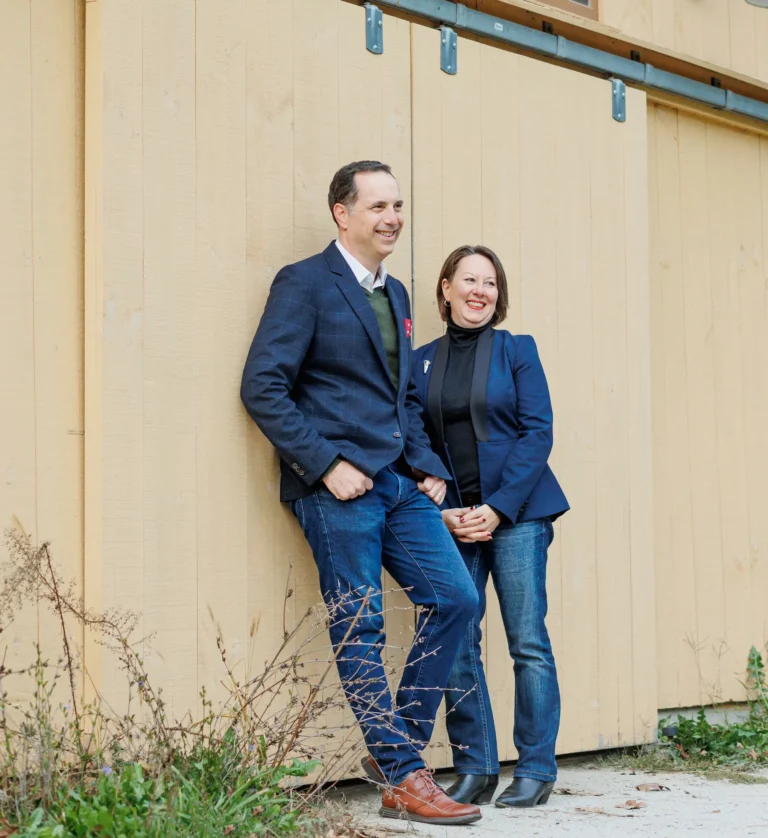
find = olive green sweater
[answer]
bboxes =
[364,286,399,392]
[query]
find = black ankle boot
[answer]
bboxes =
[445,774,499,805]
[495,777,554,808]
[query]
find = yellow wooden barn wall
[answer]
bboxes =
[649,103,768,710]
[0,0,84,700]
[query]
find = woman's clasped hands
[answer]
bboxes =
[442,503,501,543]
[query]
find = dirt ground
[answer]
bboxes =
[336,757,768,837]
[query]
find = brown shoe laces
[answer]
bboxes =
[411,768,442,801]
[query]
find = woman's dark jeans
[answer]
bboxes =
[445,518,560,782]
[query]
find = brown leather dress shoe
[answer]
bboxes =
[361,756,385,784]
[380,768,482,825]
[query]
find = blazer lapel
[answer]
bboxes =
[469,327,494,442]
[385,282,409,397]
[325,244,392,384]
[426,334,450,449]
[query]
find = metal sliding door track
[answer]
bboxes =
[365,0,768,124]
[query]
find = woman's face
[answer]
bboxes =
[442,254,499,329]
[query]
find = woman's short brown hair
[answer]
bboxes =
[436,245,509,326]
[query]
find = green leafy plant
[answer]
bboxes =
[23,763,162,837]
[658,647,768,769]
[19,757,322,838]
[746,645,768,718]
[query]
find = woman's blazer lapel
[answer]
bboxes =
[426,326,495,448]
[425,336,449,449]
[469,328,494,443]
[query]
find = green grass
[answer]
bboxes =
[17,749,323,838]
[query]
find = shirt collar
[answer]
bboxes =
[335,240,387,292]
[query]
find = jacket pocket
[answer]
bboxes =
[309,416,360,440]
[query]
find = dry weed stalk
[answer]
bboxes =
[0,528,457,824]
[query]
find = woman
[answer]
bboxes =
[411,245,569,808]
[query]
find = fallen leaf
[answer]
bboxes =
[616,799,647,810]
[636,783,670,792]
[223,827,235,836]
[713,809,721,814]
[554,787,604,797]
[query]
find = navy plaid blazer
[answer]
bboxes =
[241,242,450,501]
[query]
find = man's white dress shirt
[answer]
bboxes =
[335,240,388,293]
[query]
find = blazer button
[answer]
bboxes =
[393,431,401,439]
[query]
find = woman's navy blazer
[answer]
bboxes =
[411,328,569,525]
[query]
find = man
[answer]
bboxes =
[241,161,481,825]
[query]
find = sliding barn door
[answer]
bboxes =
[410,25,656,763]
[649,104,768,711]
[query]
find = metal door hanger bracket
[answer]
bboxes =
[612,77,627,123]
[441,25,458,74]
[365,3,383,55]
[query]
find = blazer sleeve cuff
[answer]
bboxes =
[405,446,452,482]
[322,456,343,479]
[286,442,341,487]
[484,490,527,526]
[487,504,510,525]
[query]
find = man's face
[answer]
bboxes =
[335,171,404,266]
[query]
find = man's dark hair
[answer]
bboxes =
[328,161,393,224]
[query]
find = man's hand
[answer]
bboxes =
[452,503,500,543]
[322,461,373,501]
[416,475,447,506]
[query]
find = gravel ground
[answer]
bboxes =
[335,758,768,838]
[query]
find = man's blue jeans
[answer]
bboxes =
[445,519,560,782]
[290,465,478,786]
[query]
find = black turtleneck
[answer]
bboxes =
[441,318,492,498]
